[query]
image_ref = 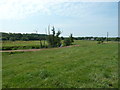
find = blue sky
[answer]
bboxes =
[0,0,118,37]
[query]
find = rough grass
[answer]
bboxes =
[1,41,48,50]
[2,40,118,88]
[2,41,47,47]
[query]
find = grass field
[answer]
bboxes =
[2,40,118,88]
[2,41,47,47]
[1,41,48,50]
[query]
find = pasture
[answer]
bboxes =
[2,41,47,47]
[1,41,48,50]
[2,40,118,88]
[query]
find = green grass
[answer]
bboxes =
[2,40,118,88]
[1,41,48,50]
[2,41,47,47]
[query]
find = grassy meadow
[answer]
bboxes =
[1,41,48,50]
[2,40,118,88]
[2,41,47,47]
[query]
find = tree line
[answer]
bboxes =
[0,32,119,42]
[0,32,47,41]
[74,37,119,41]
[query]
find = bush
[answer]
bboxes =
[97,40,104,44]
[63,38,71,46]
[2,45,41,50]
[97,41,101,44]
[9,37,16,41]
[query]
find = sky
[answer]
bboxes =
[0,0,118,37]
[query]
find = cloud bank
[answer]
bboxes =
[0,0,119,19]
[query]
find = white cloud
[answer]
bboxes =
[0,0,52,19]
[0,0,118,20]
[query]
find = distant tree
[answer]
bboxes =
[61,36,64,40]
[63,38,71,46]
[51,26,55,47]
[69,34,74,43]
[93,37,98,41]
[9,37,15,41]
[21,37,29,41]
[63,34,74,46]
[47,26,61,47]
[97,37,104,44]
[54,30,61,47]
[115,37,120,41]
[103,37,106,41]
[2,37,8,40]
[39,38,43,48]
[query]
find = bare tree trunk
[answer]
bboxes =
[40,39,42,48]
[43,39,45,48]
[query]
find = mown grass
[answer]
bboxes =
[2,40,118,88]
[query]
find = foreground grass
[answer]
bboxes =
[2,40,118,88]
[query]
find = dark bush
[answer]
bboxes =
[63,38,71,46]
[2,45,40,50]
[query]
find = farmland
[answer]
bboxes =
[1,41,48,50]
[2,40,118,88]
[2,41,43,47]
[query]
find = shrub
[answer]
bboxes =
[97,40,104,44]
[2,45,40,50]
[63,38,71,46]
